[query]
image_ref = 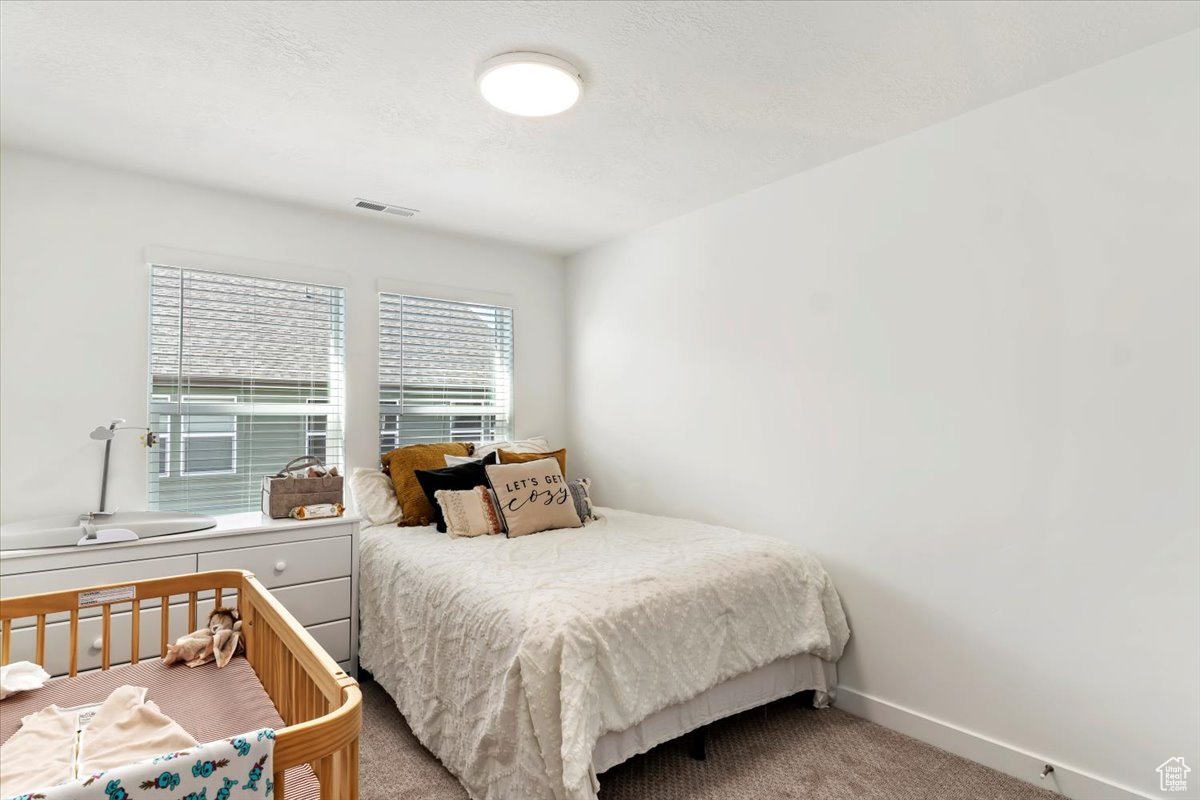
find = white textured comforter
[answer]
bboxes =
[358,508,850,800]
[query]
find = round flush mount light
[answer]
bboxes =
[477,52,582,117]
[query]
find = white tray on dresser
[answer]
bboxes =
[0,513,359,677]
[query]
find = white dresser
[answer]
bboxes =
[0,513,358,677]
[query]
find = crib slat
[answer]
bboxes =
[330,740,358,800]
[289,659,297,724]
[1,618,10,666]
[347,738,360,800]
[188,591,197,632]
[101,605,111,670]
[215,587,223,608]
[273,771,286,800]
[130,599,141,664]
[35,614,46,665]
[160,595,170,657]
[68,609,79,677]
[316,754,333,798]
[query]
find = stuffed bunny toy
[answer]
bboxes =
[162,607,243,668]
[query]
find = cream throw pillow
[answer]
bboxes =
[485,458,583,538]
[350,467,402,525]
[434,486,505,539]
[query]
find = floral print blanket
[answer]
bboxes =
[5,728,275,800]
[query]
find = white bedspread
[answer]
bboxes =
[359,508,850,800]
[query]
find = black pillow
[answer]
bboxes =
[414,451,499,532]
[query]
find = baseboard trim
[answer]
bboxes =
[834,687,1152,800]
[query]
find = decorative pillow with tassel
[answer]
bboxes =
[567,478,598,524]
[435,486,506,539]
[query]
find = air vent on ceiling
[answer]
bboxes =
[353,198,419,218]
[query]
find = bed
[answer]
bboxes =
[0,569,361,800]
[359,507,850,800]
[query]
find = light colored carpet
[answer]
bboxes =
[358,680,1060,800]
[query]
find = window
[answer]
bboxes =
[305,398,328,463]
[152,398,172,476]
[378,293,513,452]
[149,266,346,514]
[177,396,237,476]
[379,400,401,452]
[157,434,171,477]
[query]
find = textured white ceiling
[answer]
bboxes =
[2,1,1196,254]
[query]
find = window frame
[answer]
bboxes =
[177,394,238,477]
[157,433,172,478]
[305,397,329,463]
[377,288,515,453]
[179,428,238,477]
[148,261,346,513]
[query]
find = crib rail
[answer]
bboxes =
[0,569,361,800]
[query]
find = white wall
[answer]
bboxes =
[567,32,1199,799]
[0,150,566,523]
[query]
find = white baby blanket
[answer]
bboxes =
[0,661,49,700]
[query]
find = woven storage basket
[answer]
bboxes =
[261,456,344,519]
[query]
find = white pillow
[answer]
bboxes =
[349,467,402,525]
[474,436,551,459]
[444,454,484,467]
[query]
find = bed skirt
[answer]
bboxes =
[592,652,836,773]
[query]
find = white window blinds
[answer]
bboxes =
[378,293,513,451]
[149,266,346,514]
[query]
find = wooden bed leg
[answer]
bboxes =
[687,728,706,761]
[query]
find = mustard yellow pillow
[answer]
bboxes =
[381,442,474,526]
[498,447,566,477]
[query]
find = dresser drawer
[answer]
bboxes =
[197,536,350,588]
[306,619,351,663]
[2,555,198,629]
[1,555,197,600]
[271,578,351,627]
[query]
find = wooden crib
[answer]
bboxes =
[0,569,361,800]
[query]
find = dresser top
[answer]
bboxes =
[206,512,360,537]
[0,512,360,569]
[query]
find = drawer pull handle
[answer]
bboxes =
[274,561,287,573]
[91,637,104,651]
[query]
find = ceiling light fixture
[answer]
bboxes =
[477,52,582,117]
